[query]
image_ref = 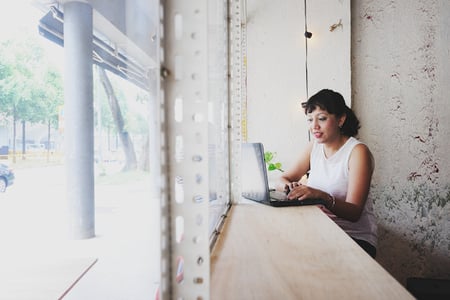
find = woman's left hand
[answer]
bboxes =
[286,184,322,201]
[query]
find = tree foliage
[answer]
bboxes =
[0,34,63,128]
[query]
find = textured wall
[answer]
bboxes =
[352,0,450,285]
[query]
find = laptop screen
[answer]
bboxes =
[241,143,270,201]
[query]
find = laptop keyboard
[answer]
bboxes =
[269,190,288,201]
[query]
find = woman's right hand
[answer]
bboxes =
[284,181,300,195]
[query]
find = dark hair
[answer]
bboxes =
[301,89,360,137]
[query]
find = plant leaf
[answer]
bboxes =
[264,151,273,162]
[268,163,276,171]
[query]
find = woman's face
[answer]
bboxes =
[306,108,343,144]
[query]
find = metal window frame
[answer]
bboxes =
[159,0,246,298]
[160,0,210,299]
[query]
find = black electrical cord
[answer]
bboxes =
[304,0,310,101]
[303,0,312,141]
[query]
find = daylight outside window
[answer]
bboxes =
[0,1,160,299]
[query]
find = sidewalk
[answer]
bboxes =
[0,165,160,299]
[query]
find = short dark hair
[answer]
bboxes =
[301,89,360,137]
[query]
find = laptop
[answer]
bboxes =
[241,142,325,207]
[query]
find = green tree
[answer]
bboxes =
[0,35,63,160]
[97,67,137,171]
[34,66,63,159]
[94,66,151,172]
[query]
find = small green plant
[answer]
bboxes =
[264,151,284,172]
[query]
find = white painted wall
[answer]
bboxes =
[307,0,351,102]
[352,0,450,285]
[245,0,350,181]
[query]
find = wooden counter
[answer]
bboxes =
[211,203,414,300]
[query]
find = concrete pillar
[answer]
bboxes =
[64,1,95,239]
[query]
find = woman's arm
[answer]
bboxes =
[275,141,313,192]
[286,143,374,222]
[328,143,374,222]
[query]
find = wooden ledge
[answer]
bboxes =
[211,203,413,299]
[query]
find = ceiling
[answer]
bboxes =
[32,0,158,91]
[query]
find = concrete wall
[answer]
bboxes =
[352,0,450,284]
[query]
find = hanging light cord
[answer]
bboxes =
[304,0,309,101]
[303,0,312,141]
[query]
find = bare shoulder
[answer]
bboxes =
[350,143,375,172]
[353,143,372,155]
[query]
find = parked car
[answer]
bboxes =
[0,163,14,192]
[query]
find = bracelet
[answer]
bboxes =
[327,194,336,209]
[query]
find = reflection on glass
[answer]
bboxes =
[175,175,184,203]
[175,135,184,162]
[207,0,230,238]
[175,216,184,243]
[175,256,184,284]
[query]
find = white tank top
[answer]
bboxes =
[307,137,377,247]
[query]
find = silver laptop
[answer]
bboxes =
[241,142,325,207]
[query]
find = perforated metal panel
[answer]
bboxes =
[228,0,246,204]
[159,0,247,298]
[160,1,210,299]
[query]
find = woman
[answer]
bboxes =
[277,89,377,258]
